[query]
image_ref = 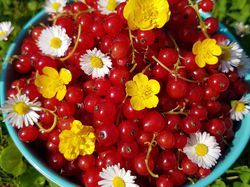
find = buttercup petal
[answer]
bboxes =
[192,41,201,55]
[195,55,206,68]
[143,95,159,109]
[59,68,72,85]
[206,55,219,65]
[125,80,139,96]
[133,73,148,86]
[56,85,67,101]
[130,96,145,111]
[42,66,59,78]
[148,79,160,94]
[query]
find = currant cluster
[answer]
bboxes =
[6,0,249,187]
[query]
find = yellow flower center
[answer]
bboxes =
[141,5,157,23]
[0,31,6,37]
[90,56,103,68]
[50,37,62,49]
[106,0,117,11]
[13,102,30,115]
[51,2,61,11]
[112,176,125,187]
[195,143,208,157]
[222,49,232,61]
[59,120,96,160]
[235,102,245,112]
[142,85,153,100]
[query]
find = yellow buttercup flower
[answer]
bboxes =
[125,73,160,111]
[35,66,72,101]
[123,0,171,31]
[59,120,96,161]
[192,38,222,68]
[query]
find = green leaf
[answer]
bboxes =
[240,172,250,184]
[0,143,27,176]
[209,180,227,187]
[18,167,46,187]
[48,180,60,187]
[230,0,247,10]
[212,0,227,21]
[234,182,250,187]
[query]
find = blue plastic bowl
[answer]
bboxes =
[1,10,250,187]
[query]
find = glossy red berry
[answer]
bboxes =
[18,126,39,142]
[119,121,139,142]
[166,78,188,99]
[142,111,165,132]
[208,73,229,92]
[181,157,199,175]
[77,155,95,171]
[156,130,176,149]
[181,116,201,134]
[158,48,178,67]
[133,153,154,176]
[96,124,119,146]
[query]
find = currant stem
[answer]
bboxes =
[60,24,82,62]
[177,149,183,170]
[152,56,198,83]
[128,29,138,72]
[142,64,152,74]
[145,133,159,178]
[187,177,196,184]
[167,32,181,70]
[188,1,210,39]
[31,106,58,133]
[73,8,94,20]
[164,111,188,116]
[115,95,128,125]
[52,12,71,25]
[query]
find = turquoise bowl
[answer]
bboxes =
[1,10,250,187]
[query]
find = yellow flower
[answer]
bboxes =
[35,66,72,101]
[59,120,96,161]
[125,73,160,111]
[192,38,222,68]
[123,0,171,31]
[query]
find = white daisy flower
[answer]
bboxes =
[98,0,126,15]
[230,96,250,121]
[37,25,71,57]
[237,52,250,78]
[99,164,139,187]
[218,40,243,73]
[45,0,67,14]
[183,132,221,169]
[234,22,250,37]
[1,94,41,129]
[0,21,14,41]
[80,48,112,78]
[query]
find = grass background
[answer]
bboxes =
[0,0,250,186]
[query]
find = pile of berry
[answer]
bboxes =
[2,0,250,186]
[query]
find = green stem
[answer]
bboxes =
[60,24,82,62]
[226,176,239,180]
[30,106,58,133]
[145,133,159,178]
[152,56,198,83]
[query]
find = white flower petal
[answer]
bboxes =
[44,0,67,14]
[0,21,14,41]
[80,48,112,79]
[37,25,71,57]
[98,164,138,187]
[0,94,41,129]
[183,132,221,169]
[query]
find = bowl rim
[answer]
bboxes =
[0,10,250,187]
